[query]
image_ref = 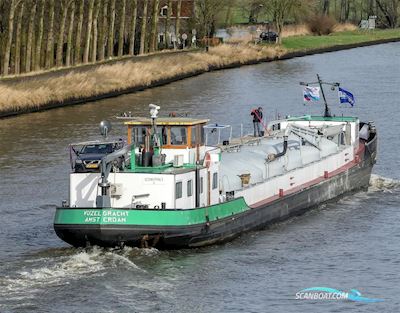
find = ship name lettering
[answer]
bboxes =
[83,210,102,217]
[102,211,129,217]
[102,217,127,223]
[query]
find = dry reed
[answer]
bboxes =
[0,44,286,114]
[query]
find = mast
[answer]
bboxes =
[300,74,340,118]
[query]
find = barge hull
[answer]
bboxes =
[54,142,375,248]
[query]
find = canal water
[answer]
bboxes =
[0,43,399,313]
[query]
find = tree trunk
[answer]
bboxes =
[323,0,330,15]
[99,0,108,61]
[3,0,18,76]
[92,0,101,62]
[25,1,37,72]
[74,0,84,64]
[108,0,116,58]
[66,1,75,67]
[34,0,44,71]
[45,0,55,69]
[14,2,24,75]
[149,0,159,52]
[175,0,182,42]
[56,1,71,67]
[83,0,95,63]
[129,0,137,55]
[164,0,171,49]
[139,0,148,54]
[118,0,126,56]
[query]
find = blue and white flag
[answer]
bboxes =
[303,86,320,102]
[338,87,355,106]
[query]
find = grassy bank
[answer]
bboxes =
[0,29,399,117]
[282,29,400,50]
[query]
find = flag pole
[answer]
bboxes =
[317,74,331,118]
[300,74,340,118]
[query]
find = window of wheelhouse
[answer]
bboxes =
[170,126,187,145]
[190,125,205,147]
[132,126,149,145]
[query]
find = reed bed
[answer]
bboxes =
[0,44,286,114]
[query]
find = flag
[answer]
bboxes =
[338,87,355,106]
[303,86,320,102]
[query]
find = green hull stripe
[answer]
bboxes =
[54,198,249,226]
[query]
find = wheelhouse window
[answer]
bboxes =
[200,177,204,194]
[212,173,218,189]
[170,126,187,145]
[176,182,182,199]
[133,126,148,145]
[187,180,193,197]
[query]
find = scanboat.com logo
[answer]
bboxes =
[296,287,384,303]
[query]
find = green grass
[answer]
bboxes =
[282,29,400,50]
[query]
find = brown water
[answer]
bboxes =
[0,43,399,312]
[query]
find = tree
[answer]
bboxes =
[376,0,399,28]
[3,0,21,75]
[25,0,37,72]
[66,0,76,67]
[14,1,25,74]
[83,0,95,63]
[264,0,312,43]
[118,0,127,56]
[57,0,73,67]
[175,0,182,39]
[129,0,138,55]
[92,0,101,62]
[196,0,228,39]
[108,0,116,58]
[322,0,330,14]
[164,0,172,49]
[35,0,45,70]
[75,0,84,64]
[139,0,149,54]
[149,0,159,52]
[99,0,108,61]
[45,0,55,69]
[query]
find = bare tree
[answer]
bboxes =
[175,0,182,39]
[14,1,25,74]
[83,0,95,63]
[164,0,172,49]
[129,0,138,55]
[57,0,73,67]
[92,0,101,62]
[3,0,21,75]
[66,0,76,67]
[139,0,149,54]
[99,0,108,61]
[35,0,44,70]
[196,0,227,39]
[149,0,159,52]
[74,0,84,64]
[264,0,312,43]
[376,0,399,28]
[45,0,55,69]
[108,0,116,58]
[323,0,330,14]
[25,0,37,72]
[118,0,127,56]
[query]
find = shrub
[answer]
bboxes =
[307,15,337,35]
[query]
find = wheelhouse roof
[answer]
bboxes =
[124,117,209,126]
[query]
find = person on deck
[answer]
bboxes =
[251,107,263,137]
